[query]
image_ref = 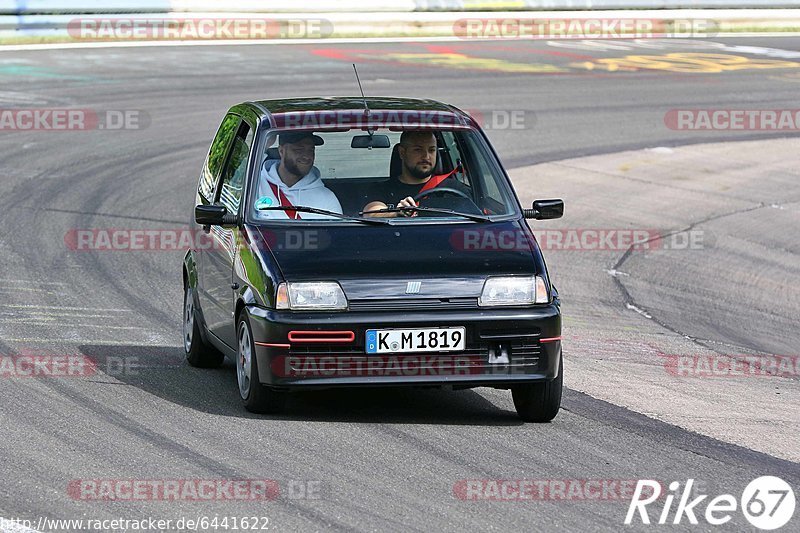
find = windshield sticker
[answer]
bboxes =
[256,196,274,209]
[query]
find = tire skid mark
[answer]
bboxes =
[28,377,354,531]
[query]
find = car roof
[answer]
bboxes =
[231,97,477,130]
[250,96,461,115]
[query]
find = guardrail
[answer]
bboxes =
[2,1,800,14]
[2,4,799,43]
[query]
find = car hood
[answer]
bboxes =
[252,220,540,299]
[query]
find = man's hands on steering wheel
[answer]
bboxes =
[412,187,482,215]
[396,188,474,217]
[412,186,472,203]
[379,187,482,218]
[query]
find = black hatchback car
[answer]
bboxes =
[183,97,564,422]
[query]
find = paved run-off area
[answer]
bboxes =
[512,138,800,463]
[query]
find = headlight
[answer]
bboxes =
[276,282,348,311]
[479,276,549,307]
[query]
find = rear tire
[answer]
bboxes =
[237,311,286,414]
[183,284,224,368]
[512,353,563,422]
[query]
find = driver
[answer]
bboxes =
[362,130,470,218]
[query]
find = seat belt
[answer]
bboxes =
[419,164,461,194]
[269,182,301,220]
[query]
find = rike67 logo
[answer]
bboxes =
[625,477,795,530]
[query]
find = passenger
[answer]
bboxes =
[254,132,342,219]
[362,130,470,218]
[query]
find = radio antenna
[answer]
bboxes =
[353,64,370,119]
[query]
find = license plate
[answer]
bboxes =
[365,327,466,354]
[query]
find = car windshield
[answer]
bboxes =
[249,128,518,222]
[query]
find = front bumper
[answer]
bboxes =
[248,304,561,389]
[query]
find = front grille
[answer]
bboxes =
[282,341,541,373]
[507,341,541,369]
[348,297,479,312]
[289,345,365,356]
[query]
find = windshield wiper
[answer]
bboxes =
[360,206,491,223]
[257,205,390,225]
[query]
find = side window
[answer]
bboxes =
[198,114,240,202]
[440,131,471,187]
[463,133,510,213]
[217,122,253,214]
[476,154,502,203]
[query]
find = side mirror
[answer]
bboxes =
[195,204,238,226]
[523,199,564,220]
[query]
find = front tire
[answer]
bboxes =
[183,284,223,368]
[512,353,563,422]
[237,312,286,414]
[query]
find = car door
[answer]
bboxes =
[196,113,240,330]
[204,119,255,348]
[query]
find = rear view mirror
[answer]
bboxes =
[524,199,564,220]
[195,204,238,226]
[351,134,390,149]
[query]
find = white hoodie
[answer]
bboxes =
[253,160,342,220]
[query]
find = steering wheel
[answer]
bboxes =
[413,186,473,203]
[412,186,482,215]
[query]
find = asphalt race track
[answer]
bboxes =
[0,36,799,531]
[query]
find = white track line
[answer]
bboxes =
[1,32,800,52]
[0,337,181,345]
[0,321,149,329]
[0,304,132,312]
[0,280,65,285]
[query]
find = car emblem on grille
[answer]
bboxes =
[405,281,421,294]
